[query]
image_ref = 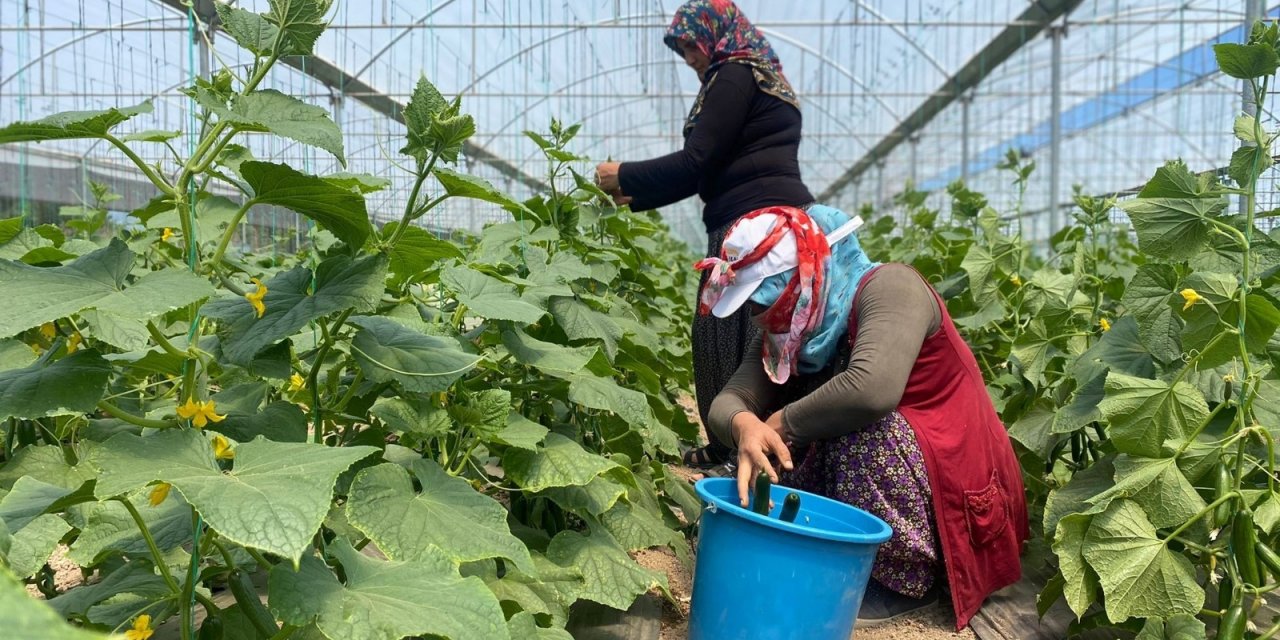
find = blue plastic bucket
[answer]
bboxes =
[688,477,892,640]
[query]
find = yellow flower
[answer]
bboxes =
[212,433,235,460]
[125,614,154,640]
[1224,373,1238,384]
[176,398,226,429]
[245,278,268,318]
[1010,274,1023,287]
[1099,318,1111,332]
[66,332,83,354]
[148,483,171,507]
[287,373,306,393]
[39,322,56,340]
[161,228,173,243]
[1180,288,1202,311]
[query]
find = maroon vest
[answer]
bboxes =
[850,266,1028,630]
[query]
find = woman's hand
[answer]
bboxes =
[594,162,633,206]
[732,411,793,508]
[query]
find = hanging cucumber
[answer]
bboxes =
[752,471,772,515]
[228,569,278,637]
[1214,462,1234,528]
[779,493,801,523]
[1232,511,1262,587]
[197,616,224,640]
[1218,574,1235,614]
[1256,541,1280,582]
[1218,603,1246,640]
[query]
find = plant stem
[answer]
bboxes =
[245,547,272,572]
[118,497,181,594]
[147,321,191,359]
[103,133,175,196]
[332,368,364,413]
[307,309,353,444]
[269,624,298,640]
[387,152,441,248]
[1164,492,1240,542]
[97,401,178,429]
[210,199,255,266]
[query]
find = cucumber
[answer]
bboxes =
[1218,574,1234,614]
[1218,603,1246,640]
[228,570,277,637]
[1214,463,1233,527]
[1232,512,1262,587]
[752,471,771,515]
[1256,540,1280,581]
[779,493,801,523]
[197,616,224,640]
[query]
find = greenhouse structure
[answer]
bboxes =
[1,1,1279,639]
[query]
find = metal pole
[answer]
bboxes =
[1049,25,1064,236]
[875,160,885,209]
[909,136,919,187]
[960,93,972,183]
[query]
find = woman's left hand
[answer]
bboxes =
[594,162,621,193]
[732,411,794,508]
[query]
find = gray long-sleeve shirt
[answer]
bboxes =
[707,264,943,448]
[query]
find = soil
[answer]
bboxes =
[649,396,974,639]
[23,544,84,600]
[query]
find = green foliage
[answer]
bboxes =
[0,8,698,638]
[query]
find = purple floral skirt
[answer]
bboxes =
[783,410,940,597]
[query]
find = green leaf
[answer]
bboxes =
[599,501,682,552]
[562,373,655,429]
[1099,373,1209,457]
[960,245,1000,305]
[0,445,93,491]
[1134,614,1205,640]
[0,477,74,533]
[1119,178,1225,261]
[121,129,180,143]
[549,297,623,359]
[8,514,71,578]
[67,491,191,566]
[265,0,332,56]
[545,530,668,610]
[1122,264,1182,363]
[1072,316,1156,381]
[324,172,391,193]
[46,561,168,623]
[433,169,526,214]
[1011,319,1056,386]
[1086,456,1206,529]
[215,3,277,56]
[369,395,452,438]
[1044,457,1115,540]
[0,350,111,419]
[348,315,482,393]
[213,401,308,443]
[1052,513,1099,618]
[1214,42,1280,79]
[0,102,151,144]
[241,161,371,248]
[346,461,533,572]
[89,429,376,563]
[1082,500,1203,622]
[200,90,344,164]
[494,413,549,451]
[503,433,619,492]
[401,75,449,162]
[0,238,215,339]
[507,611,573,640]
[202,255,386,366]
[1008,403,1062,458]
[543,476,628,516]
[1228,143,1273,187]
[79,309,150,351]
[0,217,21,245]
[441,266,546,324]
[448,389,511,439]
[502,328,598,377]
[268,539,510,640]
[382,222,462,282]
[0,339,36,372]
[0,566,115,640]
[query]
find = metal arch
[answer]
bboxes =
[851,1,948,78]
[345,0,460,85]
[755,27,904,125]
[0,16,187,89]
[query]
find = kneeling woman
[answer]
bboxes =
[697,205,1027,629]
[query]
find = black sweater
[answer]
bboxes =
[618,63,813,232]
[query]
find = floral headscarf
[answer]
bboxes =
[664,0,800,136]
[695,206,870,384]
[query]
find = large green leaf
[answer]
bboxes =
[434,169,526,214]
[1119,162,1225,261]
[1052,513,1099,618]
[1082,500,1203,622]
[0,566,115,640]
[1072,316,1156,381]
[202,255,386,366]
[265,0,332,56]
[346,461,533,572]
[67,491,191,566]
[448,389,511,439]
[0,476,76,533]
[1008,402,1062,458]
[507,611,574,640]
[348,315,482,393]
[1086,456,1206,529]
[241,161,371,248]
[0,238,215,339]
[215,2,277,55]
[503,433,619,492]
[268,539,509,640]
[1043,458,1115,545]
[545,530,668,610]
[382,222,463,282]
[212,401,308,443]
[495,413,550,451]
[0,103,151,144]
[502,328,598,376]
[1214,42,1280,79]
[0,350,111,419]
[0,445,93,491]
[1133,614,1205,640]
[548,297,623,359]
[89,429,376,563]
[599,501,683,553]
[46,561,169,624]
[369,395,452,438]
[441,266,546,324]
[1122,263,1182,363]
[1011,319,1056,386]
[201,90,344,164]
[0,339,36,371]
[1099,373,1209,458]
[542,476,628,516]
[8,514,71,578]
[562,373,655,429]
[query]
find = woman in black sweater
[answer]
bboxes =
[595,0,814,468]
